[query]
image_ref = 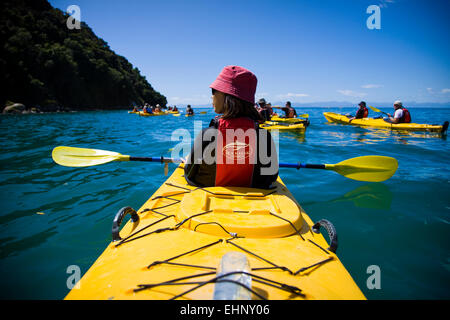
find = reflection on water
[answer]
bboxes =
[280,131,306,144]
[332,183,392,210]
[302,183,393,210]
[322,126,446,146]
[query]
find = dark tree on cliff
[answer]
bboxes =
[0,0,167,111]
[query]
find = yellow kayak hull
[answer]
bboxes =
[139,111,168,117]
[260,121,306,132]
[271,116,307,123]
[323,112,447,133]
[65,165,365,300]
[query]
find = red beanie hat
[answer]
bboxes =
[210,66,257,104]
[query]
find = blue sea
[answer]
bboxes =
[0,107,449,299]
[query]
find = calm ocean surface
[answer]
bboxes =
[0,107,449,299]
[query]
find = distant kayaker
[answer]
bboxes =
[173,105,178,112]
[257,98,271,122]
[385,100,411,124]
[143,105,152,114]
[266,103,274,117]
[348,101,369,122]
[184,65,278,188]
[281,101,297,118]
[186,105,194,115]
[154,104,162,113]
[132,106,139,112]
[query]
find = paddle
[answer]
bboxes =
[52,147,398,182]
[369,105,390,117]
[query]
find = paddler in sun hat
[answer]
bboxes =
[257,98,271,122]
[184,65,279,188]
[281,101,298,118]
[186,105,194,115]
[348,101,369,122]
[384,100,411,124]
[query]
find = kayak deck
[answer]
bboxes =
[323,112,447,133]
[65,165,364,300]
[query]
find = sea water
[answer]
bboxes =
[0,107,449,299]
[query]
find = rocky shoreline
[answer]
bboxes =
[2,102,73,114]
[1,102,133,114]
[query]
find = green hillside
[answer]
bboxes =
[0,0,167,112]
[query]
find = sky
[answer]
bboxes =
[50,0,450,106]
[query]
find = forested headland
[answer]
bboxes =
[0,0,167,113]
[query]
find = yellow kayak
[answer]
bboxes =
[260,121,306,132]
[139,111,168,117]
[168,111,179,114]
[128,111,140,114]
[65,164,365,300]
[271,116,307,123]
[323,112,449,133]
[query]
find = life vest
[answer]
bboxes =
[363,107,368,118]
[355,107,368,119]
[259,108,270,121]
[287,108,296,118]
[400,108,411,123]
[215,117,257,187]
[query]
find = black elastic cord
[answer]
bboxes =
[115,215,175,247]
[294,257,334,276]
[226,239,294,274]
[147,239,223,269]
[194,222,239,238]
[270,212,305,240]
[308,239,330,255]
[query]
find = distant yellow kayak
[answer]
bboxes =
[323,112,449,133]
[139,111,168,117]
[260,121,306,132]
[271,116,308,123]
[65,164,365,300]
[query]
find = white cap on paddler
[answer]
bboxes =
[394,100,402,106]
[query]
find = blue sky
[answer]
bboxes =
[50,0,450,106]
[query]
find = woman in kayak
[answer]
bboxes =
[281,101,297,118]
[385,100,411,124]
[186,105,194,115]
[184,65,279,189]
[143,104,152,114]
[257,98,271,122]
[348,101,369,122]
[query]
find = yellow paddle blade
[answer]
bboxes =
[326,156,398,182]
[172,113,181,116]
[298,114,309,118]
[52,146,129,167]
[200,111,207,114]
[369,105,381,113]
